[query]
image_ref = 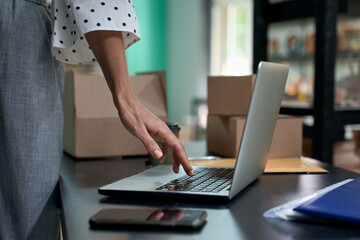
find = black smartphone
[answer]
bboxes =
[89,207,207,230]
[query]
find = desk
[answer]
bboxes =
[60,141,360,240]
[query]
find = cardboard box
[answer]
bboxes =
[207,75,256,115]
[207,115,302,158]
[63,71,167,158]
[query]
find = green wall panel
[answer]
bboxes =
[126,0,166,76]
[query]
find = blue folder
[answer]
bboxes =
[294,177,360,224]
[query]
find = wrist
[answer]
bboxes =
[114,91,137,115]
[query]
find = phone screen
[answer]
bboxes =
[89,208,207,229]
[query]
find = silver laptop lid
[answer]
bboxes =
[229,62,289,199]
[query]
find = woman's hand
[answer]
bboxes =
[85,30,193,176]
[118,95,193,176]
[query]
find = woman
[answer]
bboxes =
[0,0,193,239]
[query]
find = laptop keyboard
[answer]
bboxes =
[155,167,233,193]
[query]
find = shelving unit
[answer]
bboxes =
[253,0,360,164]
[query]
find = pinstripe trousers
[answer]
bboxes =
[0,0,64,239]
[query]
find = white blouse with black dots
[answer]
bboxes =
[51,0,140,65]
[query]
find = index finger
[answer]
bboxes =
[151,126,194,176]
[172,143,194,176]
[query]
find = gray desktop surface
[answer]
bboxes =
[60,141,360,240]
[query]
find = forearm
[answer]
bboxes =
[84,30,134,112]
[84,30,193,176]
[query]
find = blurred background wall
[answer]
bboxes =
[126,0,209,124]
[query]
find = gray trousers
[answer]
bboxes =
[0,0,64,239]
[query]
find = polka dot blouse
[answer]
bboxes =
[51,0,140,65]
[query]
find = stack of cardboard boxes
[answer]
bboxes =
[207,75,303,158]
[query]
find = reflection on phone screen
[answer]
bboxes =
[146,209,186,221]
[94,208,187,222]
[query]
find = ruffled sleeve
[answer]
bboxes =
[51,0,141,65]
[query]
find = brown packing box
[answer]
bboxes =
[208,75,256,115]
[63,71,167,158]
[207,115,302,158]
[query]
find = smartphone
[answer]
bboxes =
[89,207,207,230]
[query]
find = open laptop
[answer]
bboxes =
[99,62,289,201]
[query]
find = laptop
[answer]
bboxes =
[99,62,289,201]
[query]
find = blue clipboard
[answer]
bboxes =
[294,177,360,224]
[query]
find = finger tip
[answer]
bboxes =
[154,149,163,159]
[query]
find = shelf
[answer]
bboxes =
[336,107,360,111]
[282,100,312,108]
[280,107,313,116]
[336,51,360,59]
[281,100,360,116]
[336,109,360,125]
[269,51,360,62]
[267,0,315,22]
[269,55,313,62]
[280,107,360,122]
[267,0,348,23]
[280,100,312,115]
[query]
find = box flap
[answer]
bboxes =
[71,72,167,121]
[136,71,167,110]
[130,75,167,121]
